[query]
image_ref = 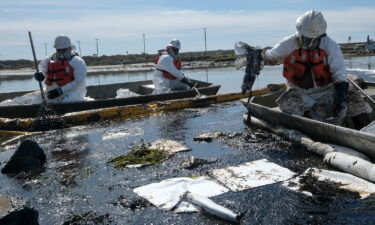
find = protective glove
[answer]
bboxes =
[325,82,349,125]
[47,88,63,99]
[333,81,349,119]
[181,77,196,88]
[333,102,348,118]
[34,72,45,82]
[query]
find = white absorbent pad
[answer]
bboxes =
[134,159,296,212]
[210,158,296,191]
[133,176,229,212]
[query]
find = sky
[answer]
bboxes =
[0,0,375,60]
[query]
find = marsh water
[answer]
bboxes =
[1,56,375,224]
[1,56,375,93]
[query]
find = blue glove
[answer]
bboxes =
[47,88,63,99]
[34,72,45,82]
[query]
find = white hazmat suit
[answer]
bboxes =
[260,10,349,121]
[264,33,347,116]
[38,55,87,103]
[0,35,87,106]
[261,10,371,123]
[152,52,189,94]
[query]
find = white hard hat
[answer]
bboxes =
[167,39,181,49]
[53,34,72,49]
[296,10,327,38]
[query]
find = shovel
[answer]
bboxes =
[28,31,65,131]
[347,76,375,105]
[28,31,47,104]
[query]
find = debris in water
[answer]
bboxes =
[108,140,169,168]
[149,139,190,153]
[1,139,46,174]
[30,102,65,131]
[62,211,111,225]
[0,195,39,225]
[194,131,241,142]
[102,132,132,140]
[283,168,375,199]
[114,195,150,211]
[180,156,217,169]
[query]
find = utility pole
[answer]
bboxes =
[203,28,207,53]
[77,41,82,56]
[44,43,48,56]
[142,33,146,54]
[95,38,99,56]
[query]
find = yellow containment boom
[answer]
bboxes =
[0,83,286,132]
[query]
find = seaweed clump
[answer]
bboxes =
[108,141,168,168]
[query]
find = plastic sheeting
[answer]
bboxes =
[0,91,94,106]
[0,91,43,106]
[115,88,139,98]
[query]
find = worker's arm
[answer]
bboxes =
[263,35,297,65]
[33,57,50,82]
[37,57,50,75]
[321,36,348,119]
[322,36,347,84]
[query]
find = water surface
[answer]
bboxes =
[1,56,375,224]
[1,55,374,93]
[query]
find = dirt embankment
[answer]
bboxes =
[0,50,235,78]
[0,50,235,70]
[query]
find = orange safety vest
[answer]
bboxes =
[45,59,75,86]
[154,54,182,80]
[283,48,332,87]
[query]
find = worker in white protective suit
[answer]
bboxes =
[259,10,371,128]
[152,39,196,94]
[34,34,87,103]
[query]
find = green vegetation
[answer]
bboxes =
[0,59,34,70]
[108,141,168,168]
